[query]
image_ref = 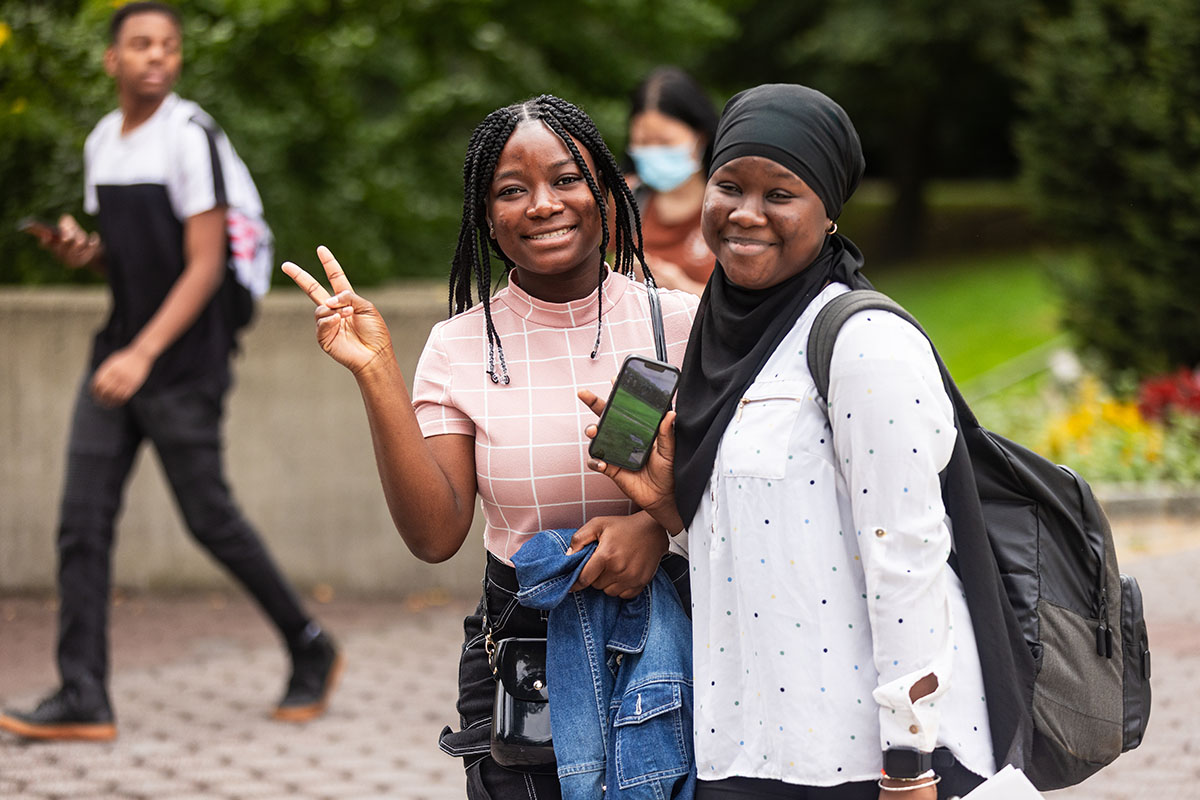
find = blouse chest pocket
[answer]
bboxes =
[720,381,813,480]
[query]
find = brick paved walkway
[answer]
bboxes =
[1,593,475,800]
[2,526,1196,799]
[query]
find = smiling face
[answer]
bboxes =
[105,10,182,109]
[486,120,606,303]
[702,156,831,290]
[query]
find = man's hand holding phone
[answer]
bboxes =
[20,214,104,270]
[18,216,60,243]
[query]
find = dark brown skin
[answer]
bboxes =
[582,154,942,798]
[283,121,668,597]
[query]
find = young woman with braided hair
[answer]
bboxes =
[283,95,698,798]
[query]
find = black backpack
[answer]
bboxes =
[807,289,1152,791]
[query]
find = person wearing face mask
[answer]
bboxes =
[626,67,719,296]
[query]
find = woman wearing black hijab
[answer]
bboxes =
[580,85,994,798]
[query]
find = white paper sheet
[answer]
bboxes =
[956,765,1044,799]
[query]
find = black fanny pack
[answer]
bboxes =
[483,554,554,768]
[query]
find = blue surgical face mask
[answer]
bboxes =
[629,143,701,193]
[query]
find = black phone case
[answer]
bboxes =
[588,354,679,471]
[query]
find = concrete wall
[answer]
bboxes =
[0,285,489,597]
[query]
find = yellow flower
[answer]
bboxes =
[1076,376,1102,410]
[1100,399,1143,432]
[0,22,11,49]
[11,97,27,115]
[1145,427,1164,462]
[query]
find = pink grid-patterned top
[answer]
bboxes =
[413,270,699,562]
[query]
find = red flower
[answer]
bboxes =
[1138,367,1200,420]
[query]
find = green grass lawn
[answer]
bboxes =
[867,250,1076,385]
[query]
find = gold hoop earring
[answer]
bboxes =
[826,221,838,235]
[488,221,495,238]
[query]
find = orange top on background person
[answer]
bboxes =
[626,67,719,295]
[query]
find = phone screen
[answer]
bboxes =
[588,355,681,471]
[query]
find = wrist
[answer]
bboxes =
[880,770,935,788]
[126,338,162,362]
[882,747,933,780]
[878,773,940,794]
[647,501,684,535]
[632,512,670,553]
[353,345,399,383]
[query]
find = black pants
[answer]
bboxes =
[443,554,562,800]
[55,371,310,705]
[695,757,984,799]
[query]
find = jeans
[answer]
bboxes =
[440,551,694,800]
[55,370,310,704]
[512,530,695,800]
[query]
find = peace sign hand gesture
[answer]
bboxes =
[282,246,396,377]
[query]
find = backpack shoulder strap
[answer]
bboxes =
[807,289,925,401]
[187,114,229,209]
[807,289,982,428]
[809,288,1037,774]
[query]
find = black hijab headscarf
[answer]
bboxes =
[673,84,872,527]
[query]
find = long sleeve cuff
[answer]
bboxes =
[873,665,948,752]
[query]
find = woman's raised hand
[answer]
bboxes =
[578,388,685,535]
[282,246,395,376]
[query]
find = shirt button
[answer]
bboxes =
[909,724,920,734]
[875,528,886,538]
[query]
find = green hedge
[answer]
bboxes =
[1016,0,1200,380]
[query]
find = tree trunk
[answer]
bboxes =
[882,104,935,262]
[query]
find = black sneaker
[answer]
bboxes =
[0,687,117,742]
[273,627,343,722]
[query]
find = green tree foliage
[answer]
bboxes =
[0,3,112,285]
[1,0,736,286]
[1016,0,1200,379]
[696,0,1032,261]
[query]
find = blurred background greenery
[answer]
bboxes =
[3,0,1198,482]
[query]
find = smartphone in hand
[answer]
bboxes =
[588,355,681,471]
[17,216,60,241]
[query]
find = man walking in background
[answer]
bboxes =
[0,1,341,742]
